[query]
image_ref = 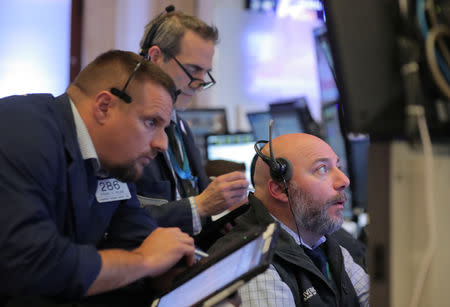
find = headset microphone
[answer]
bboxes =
[254,120,293,182]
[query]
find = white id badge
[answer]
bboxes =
[95,178,132,203]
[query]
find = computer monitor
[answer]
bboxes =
[177,108,228,162]
[322,103,347,170]
[205,133,255,185]
[246,111,272,141]
[313,25,339,105]
[269,109,304,137]
[324,1,449,139]
[269,97,322,137]
[247,98,322,142]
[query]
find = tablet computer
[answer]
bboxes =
[150,222,279,307]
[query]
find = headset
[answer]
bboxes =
[139,5,175,57]
[253,120,293,183]
[110,5,176,103]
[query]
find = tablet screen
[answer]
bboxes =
[156,231,269,307]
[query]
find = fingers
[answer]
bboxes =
[211,177,249,192]
[216,171,247,181]
[133,234,190,277]
[229,180,250,191]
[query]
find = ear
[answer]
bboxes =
[148,46,164,64]
[93,91,117,124]
[267,179,289,203]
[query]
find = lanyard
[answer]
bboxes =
[167,123,198,184]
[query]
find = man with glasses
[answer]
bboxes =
[0,50,197,306]
[136,8,249,249]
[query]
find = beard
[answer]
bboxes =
[289,181,345,236]
[101,157,148,183]
[99,148,157,182]
[106,161,140,182]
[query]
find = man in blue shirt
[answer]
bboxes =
[0,50,195,305]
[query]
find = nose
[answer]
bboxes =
[151,128,168,153]
[334,168,350,191]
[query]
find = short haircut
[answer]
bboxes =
[140,11,219,61]
[71,50,177,103]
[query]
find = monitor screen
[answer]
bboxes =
[205,133,255,185]
[247,109,304,141]
[322,103,347,170]
[269,110,304,136]
[313,25,339,105]
[154,223,278,307]
[157,233,265,307]
[247,98,320,142]
[269,97,322,137]
[247,111,272,141]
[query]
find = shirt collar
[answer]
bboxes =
[69,99,101,172]
[270,214,326,250]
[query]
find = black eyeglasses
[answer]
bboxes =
[167,53,216,90]
[110,57,147,103]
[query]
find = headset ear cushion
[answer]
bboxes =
[250,154,258,187]
[271,157,293,182]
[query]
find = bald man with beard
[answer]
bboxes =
[208,133,369,307]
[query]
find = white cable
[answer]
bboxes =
[409,105,437,307]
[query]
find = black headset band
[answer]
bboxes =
[254,140,273,167]
[140,5,175,57]
[253,136,293,183]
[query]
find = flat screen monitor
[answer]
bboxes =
[269,97,322,137]
[313,25,339,105]
[248,108,304,140]
[247,111,272,141]
[322,103,348,171]
[205,133,255,185]
[323,0,405,138]
[269,110,304,136]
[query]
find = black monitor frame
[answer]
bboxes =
[323,0,450,140]
[323,0,406,139]
[269,97,323,138]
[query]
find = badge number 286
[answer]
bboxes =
[95,178,131,203]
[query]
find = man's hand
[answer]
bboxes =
[133,227,195,277]
[87,227,195,296]
[194,171,249,217]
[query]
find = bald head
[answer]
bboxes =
[253,133,350,238]
[253,133,333,191]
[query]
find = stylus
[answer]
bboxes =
[195,249,209,258]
